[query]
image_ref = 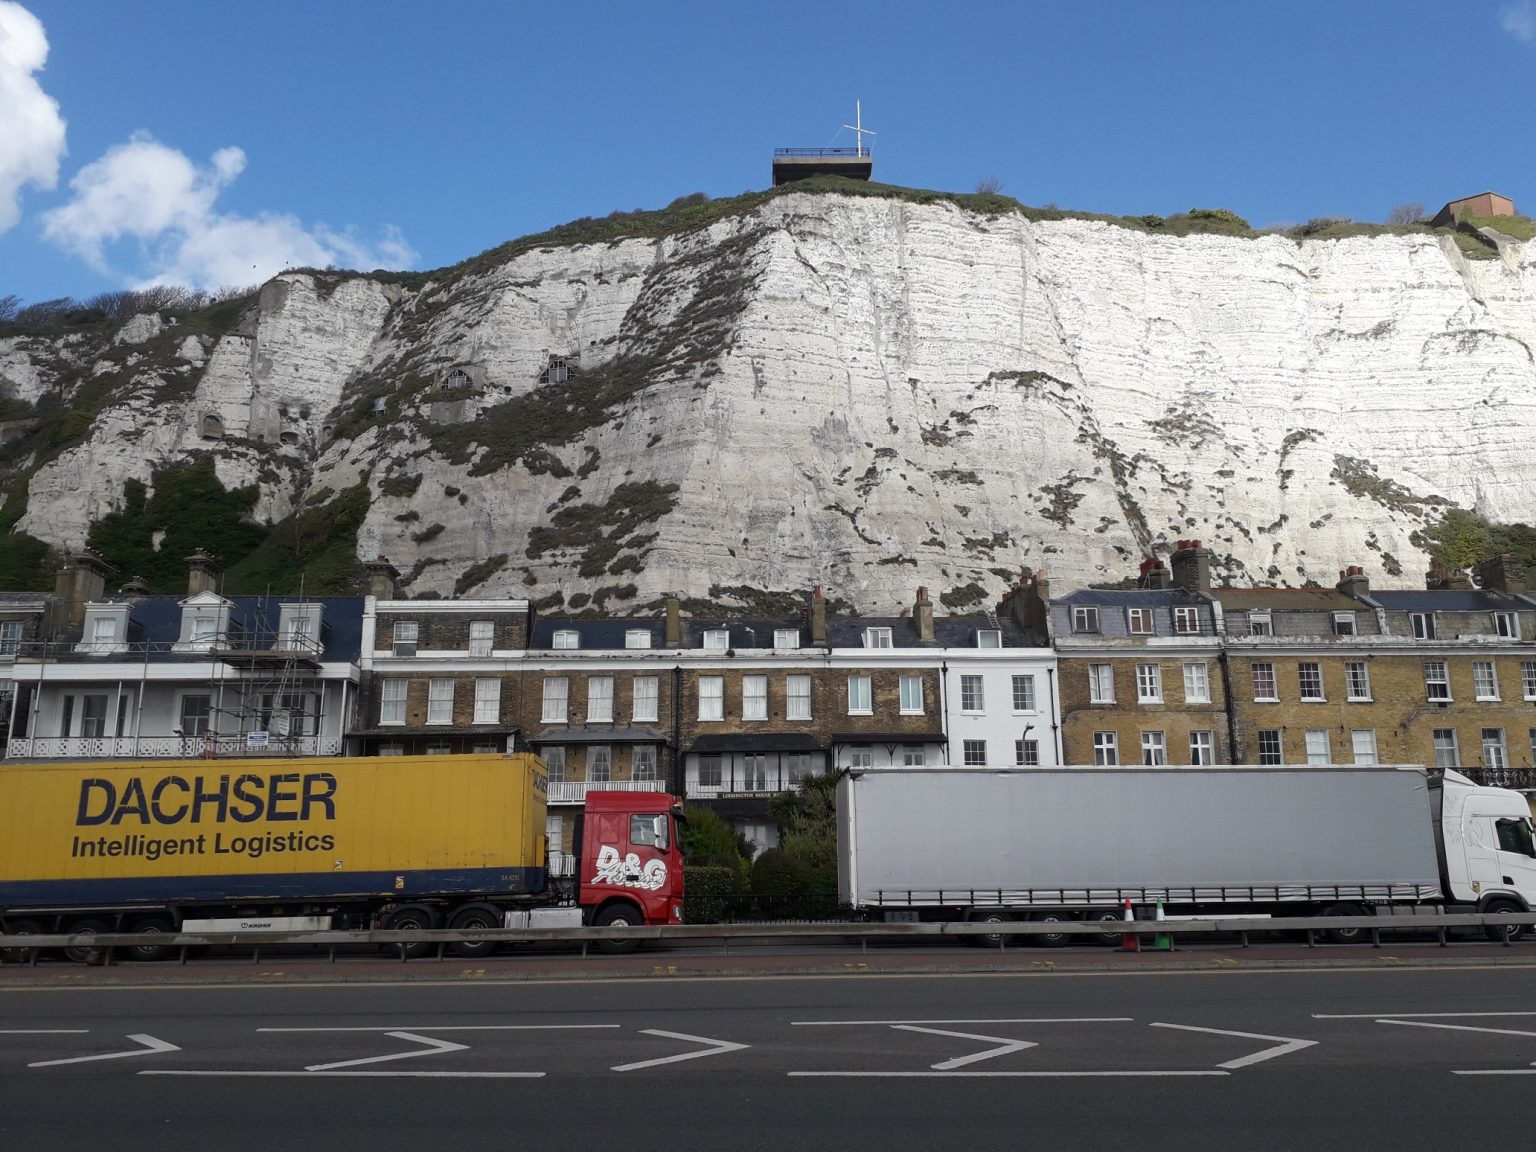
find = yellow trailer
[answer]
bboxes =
[0,753,548,911]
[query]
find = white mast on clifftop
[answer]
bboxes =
[842,100,876,158]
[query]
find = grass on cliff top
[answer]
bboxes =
[1462,213,1536,241]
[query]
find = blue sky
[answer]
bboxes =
[4,0,1536,304]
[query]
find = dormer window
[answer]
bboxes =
[1248,611,1272,637]
[552,629,580,650]
[1071,606,1099,634]
[625,629,652,649]
[1494,611,1520,639]
[1333,612,1357,637]
[173,592,231,652]
[1127,608,1153,635]
[392,620,419,657]
[1411,612,1436,640]
[77,605,130,655]
[774,629,799,649]
[864,628,893,649]
[279,605,323,652]
[976,629,1002,648]
[703,629,730,650]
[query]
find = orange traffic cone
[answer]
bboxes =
[1120,897,1138,952]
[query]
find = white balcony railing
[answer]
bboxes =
[546,778,669,805]
[7,735,343,760]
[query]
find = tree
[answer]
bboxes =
[973,176,1004,196]
[0,295,20,323]
[768,772,839,892]
[1387,201,1425,225]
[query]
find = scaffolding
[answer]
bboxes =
[207,597,326,757]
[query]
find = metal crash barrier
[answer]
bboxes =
[1,911,1533,966]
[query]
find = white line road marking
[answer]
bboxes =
[788,1071,1231,1078]
[889,1025,1038,1071]
[791,1017,1132,1026]
[611,1030,748,1072]
[306,1031,466,1071]
[1453,1069,1536,1076]
[142,1070,544,1079]
[258,1025,619,1032]
[1377,1020,1536,1039]
[28,1034,180,1068]
[1149,1023,1317,1069]
[0,1030,89,1034]
[1314,1012,1536,1019]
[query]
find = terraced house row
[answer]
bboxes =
[1,540,1533,853]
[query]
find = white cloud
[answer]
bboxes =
[0,1,67,235]
[1503,1,1536,43]
[41,133,416,291]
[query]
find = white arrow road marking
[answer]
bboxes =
[1377,1019,1536,1039]
[611,1030,748,1072]
[1150,1023,1317,1069]
[29,1034,180,1068]
[306,1031,466,1072]
[890,1025,1038,1071]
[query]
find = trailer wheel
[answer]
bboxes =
[62,918,112,965]
[381,905,438,958]
[967,910,1010,949]
[1029,910,1075,948]
[0,918,44,964]
[125,917,177,962]
[1086,908,1126,947]
[592,904,642,954]
[448,904,503,958]
[1482,898,1529,942]
[1322,903,1369,944]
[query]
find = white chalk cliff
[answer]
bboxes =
[3,187,1535,609]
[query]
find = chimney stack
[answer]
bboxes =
[364,556,400,601]
[52,550,113,629]
[119,576,152,596]
[1336,564,1370,600]
[185,549,219,597]
[913,586,934,642]
[1138,556,1171,590]
[809,586,827,646]
[1169,539,1212,595]
[664,596,682,648]
[1477,553,1528,595]
[1426,561,1474,591]
[1000,566,1050,638]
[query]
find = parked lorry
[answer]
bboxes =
[836,765,1536,944]
[0,752,684,960]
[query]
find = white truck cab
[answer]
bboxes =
[1433,770,1536,916]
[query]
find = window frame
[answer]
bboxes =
[864,627,893,649]
[1351,729,1379,766]
[1494,611,1520,639]
[1257,729,1283,765]
[774,628,800,650]
[0,620,22,655]
[587,745,612,783]
[742,674,768,721]
[426,678,454,725]
[698,676,724,721]
[786,675,812,721]
[391,620,419,657]
[1182,661,1210,705]
[976,629,1002,648]
[1482,727,1508,771]
[1248,611,1272,637]
[1345,660,1372,702]
[1297,662,1325,702]
[624,629,652,649]
[473,677,500,724]
[380,678,408,726]
[959,674,984,713]
[1015,738,1040,766]
[1088,663,1115,704]
[1126,607,1153,635]
[1411,612,1436,640]
[1304,728,1331,766]
[1189,730,1214,766]
[631,676,659,723]
[541,676,569,723]
[1072,605,1100,634]
[1172,605,1200,635]
[1135,663,1163,704]
[899,674,925,715]
[586,675,615,723]
[1424,660,1451,702]
[1251,662,1277,703]
[552,629,580,650]
[962,739,987,766]
[1092,731,1119,766]
[1473,660,1500,702]
[847,675,873,715]
[468,620,494,657]
[1332,612,1357,637]
[1011,674,1036,712]
[1433,727,1460,769]
[1140,730,1167,766]
[702,629,730,651]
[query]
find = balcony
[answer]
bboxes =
[547,778,669,805]
[1456,766,1536,790]
[7,734,343,760]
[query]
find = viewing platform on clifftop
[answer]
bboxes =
[772,146,873,186]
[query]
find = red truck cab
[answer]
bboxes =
[577,791,685,929]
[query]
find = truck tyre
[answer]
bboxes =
[592,904,642,954]
[125,916,177,962]
[62,918,112,965]
[1086,908,1126,946]
[1029,910,1075,947]
[382,905,438,959]
[0,918,43,964]
[967,910,1010,949]
[1322,903,1369,944]
[448,904,503,958]
[1482,898,1529,942]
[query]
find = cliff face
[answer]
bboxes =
[4,188,1535,609]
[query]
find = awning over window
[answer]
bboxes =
[688,733,824,754]
[533,726,669,745]
[830,731,947,745]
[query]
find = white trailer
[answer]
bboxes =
[835,765,1536,944]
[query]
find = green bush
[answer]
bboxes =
[683,865,738,924]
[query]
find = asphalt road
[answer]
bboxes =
[3,963,1535,1151]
